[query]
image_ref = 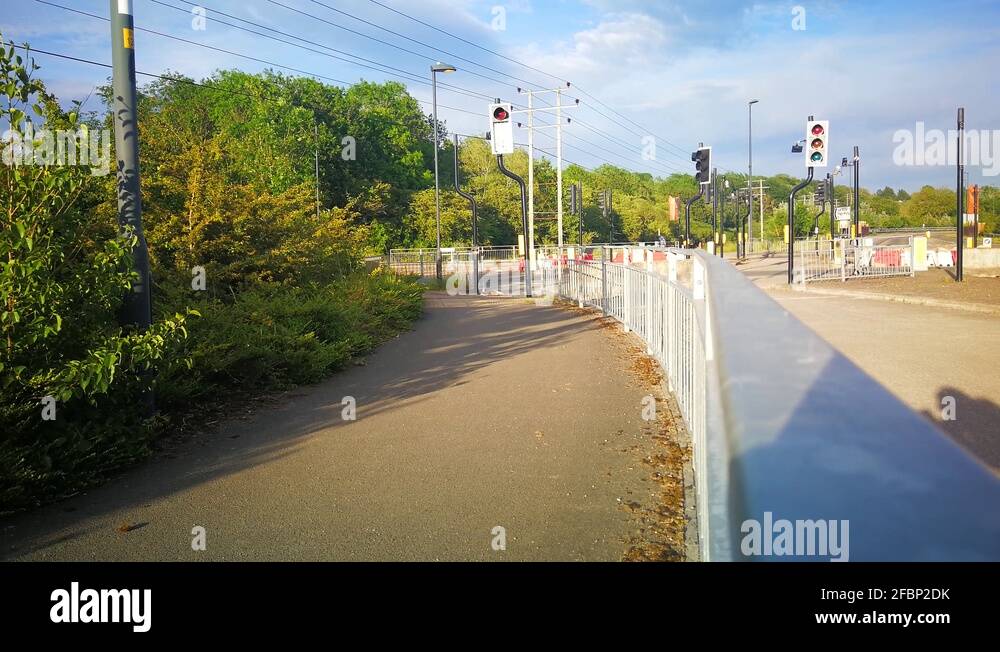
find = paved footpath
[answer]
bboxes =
[1,293,685,561]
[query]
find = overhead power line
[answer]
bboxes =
[363,0,565,88]
[302,0,546,91]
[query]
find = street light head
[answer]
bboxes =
[431,62,457,73]
[749,99,760,105]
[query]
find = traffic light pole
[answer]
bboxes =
[711,169,718,254]
[852,145,860,239]
[956,108,964,282]
[815,196,826,252]
[684,189,704,247]
[788,167,815,284]
[453,135,478,247]
[827,174,835,240]
[497,154,533,297]
[719,187,726,258]
[110,0,153,411]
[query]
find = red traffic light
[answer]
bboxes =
[811,124,825,136]
[493,106,509,121]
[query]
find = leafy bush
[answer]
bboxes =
[156,270,424,407]
[0,41,191,512]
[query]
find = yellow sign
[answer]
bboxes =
[783,224,789,244]
[123,28,134,49]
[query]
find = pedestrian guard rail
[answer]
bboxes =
[559,247,1000,561]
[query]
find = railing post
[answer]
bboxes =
[601,247,608,316]
[623,262,632,333]
[420,251,425,278]
[841,241,847,282]
[646,255,654,354]
[471,249,480,295]
[667,253,678,391]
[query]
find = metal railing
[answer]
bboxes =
[560,247,1000,561]
[745,240,788,255]
[797,238,914,283]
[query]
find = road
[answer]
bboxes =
[1,293,686,561]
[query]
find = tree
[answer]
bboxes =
[1,40,190,506]
[900,186,956,226]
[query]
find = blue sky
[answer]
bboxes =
[3,0,998,190]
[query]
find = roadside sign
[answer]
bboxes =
[836,206,851,221]
[983,237,993,248]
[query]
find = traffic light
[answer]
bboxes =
[692,146,711,185]
[489,102,514,155]
[570,183,578,214]
[597,189,612,215]
[815,183,825,204]
[806,120,829,168]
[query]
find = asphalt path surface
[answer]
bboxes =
[2,293,683,561]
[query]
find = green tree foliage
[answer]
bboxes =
[0,41,192,509]
[900,186,956,226]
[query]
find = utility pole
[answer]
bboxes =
[110,0,151,330]
[576,182,584,246]
[314,120,320,219]
[110,0,153,410]
[516,85,577,263]
[555,88,564,253]
[956,108,965,282]
[526,90,534,266]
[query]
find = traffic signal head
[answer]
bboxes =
[489,102,514,155]
[693,146,711,185]
[806,120,829,168]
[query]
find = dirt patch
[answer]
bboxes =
[823,267,1000,307]
[600,328,690,562]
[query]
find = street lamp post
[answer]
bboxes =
[431,62,457,279]
[748,99,759,253]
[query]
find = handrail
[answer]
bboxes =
[696,250,1000,560]
[561,247,1000,561]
